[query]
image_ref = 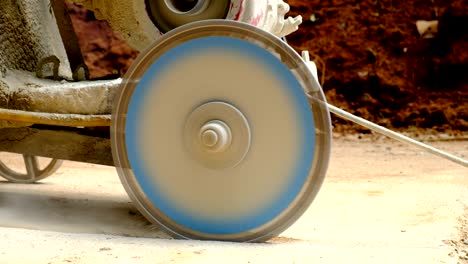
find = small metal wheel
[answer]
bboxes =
[111,20,331,242]
[147,0,231,32]
[0,154,63,183]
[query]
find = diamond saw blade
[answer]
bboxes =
[111,20,331,242]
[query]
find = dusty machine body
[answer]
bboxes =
[0,0,466,242]
[0,0,303,166]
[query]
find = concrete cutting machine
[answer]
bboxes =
[0,0,466,242]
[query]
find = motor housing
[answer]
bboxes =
[69,0,302,50]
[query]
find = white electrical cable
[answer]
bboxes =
[307,94,468,168]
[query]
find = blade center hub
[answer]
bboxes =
[184,101,251,169]
[199,120,232,152]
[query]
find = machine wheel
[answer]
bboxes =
[0,154,63,183]
[111,20,332,242]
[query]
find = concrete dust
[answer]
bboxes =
[0,156,169,239]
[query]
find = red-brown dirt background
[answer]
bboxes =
[66,0,467,134]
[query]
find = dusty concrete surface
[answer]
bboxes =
[0,136,467,263]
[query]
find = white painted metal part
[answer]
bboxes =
[301,51,319,82]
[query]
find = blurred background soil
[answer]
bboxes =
[66,0,467,134]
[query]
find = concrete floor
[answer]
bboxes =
[0,135,467,263]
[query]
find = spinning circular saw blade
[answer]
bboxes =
[111,20,332,242]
